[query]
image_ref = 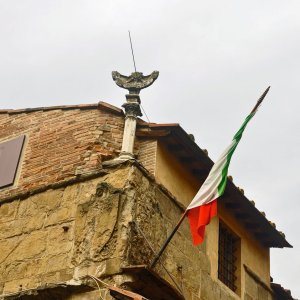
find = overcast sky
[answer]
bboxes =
[0,0,299,297]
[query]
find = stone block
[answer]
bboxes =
[258,285,269,300]
[0,219,23,239]
[8,230,47,261]
[0,201,18,222]
[220,288,237,300]
[67,290,110,300]
[32,189,63,211]
[192,293,201,300]
[40,268,74,285]
[45,206,75,227]
[21,211,46,233]
[244,293,254,300]
[46,223,74,255]
[104,167,130,189]
[58,268,74,282]
[44,253,71,273]
[200,271,221,300]
[2,261,28,281]
[0,236,22,266]
[0,282,4,294]
[245,271,258,299]
[3,276,40,294]
[96,257,123,277]
[62,184,80,205]
[73,183,121,265]
[17,198,37,218]
[40,271,60,284]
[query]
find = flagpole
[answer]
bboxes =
[149,86,271,269]
[149,210,188,268]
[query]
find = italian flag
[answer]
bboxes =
[186,87,269,245]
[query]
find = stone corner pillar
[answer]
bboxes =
[119,94,142,160]
[111,71,159,161]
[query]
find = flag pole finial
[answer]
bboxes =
[251,86,271,114]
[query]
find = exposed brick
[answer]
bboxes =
[0,108,125,200]
[138,139,157,175]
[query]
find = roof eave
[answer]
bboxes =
[137,122,292,248]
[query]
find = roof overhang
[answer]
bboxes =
[137,122,292,248]
[271,283,295,299]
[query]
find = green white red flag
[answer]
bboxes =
[148,88,270,269]
[186,87,270,245]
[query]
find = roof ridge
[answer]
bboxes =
[0,101,124,115]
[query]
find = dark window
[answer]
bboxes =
[0,135,25,188]
[218,222,239,292]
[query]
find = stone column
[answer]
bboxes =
[119,94,142,160]
[111,71,159,161]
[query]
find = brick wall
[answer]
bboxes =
[137,139,157,175]
[0,106,125,200]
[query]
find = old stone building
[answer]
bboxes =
[0,72,295,299]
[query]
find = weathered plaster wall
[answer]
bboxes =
[205,201,272,299]
[155,141,200,207]
[148,140,272,299]
[244,266,273,300]
[221,202,270,285]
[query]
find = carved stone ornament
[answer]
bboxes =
[122,102,142,118]
[112,71,159,95]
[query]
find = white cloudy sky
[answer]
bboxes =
[0,0,299,297]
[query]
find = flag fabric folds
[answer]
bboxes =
[186,111,257,245]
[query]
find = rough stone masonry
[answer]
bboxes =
[0,160,222,299]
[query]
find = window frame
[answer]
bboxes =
[218,220,241,294]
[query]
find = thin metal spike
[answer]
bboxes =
[128,31,137,72]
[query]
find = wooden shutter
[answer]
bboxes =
[0,135,25,188]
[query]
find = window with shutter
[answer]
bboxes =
[0,135,25,188]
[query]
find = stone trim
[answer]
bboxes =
[0,169,107,204]
[2,279,92,300]
[243,264,273,294]
[103,160,186,212]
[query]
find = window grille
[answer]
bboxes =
[218,222,239,292]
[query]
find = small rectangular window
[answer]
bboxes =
[0,135,25,188]
[218,222,240,292]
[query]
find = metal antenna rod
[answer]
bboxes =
[128,30,137,72]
